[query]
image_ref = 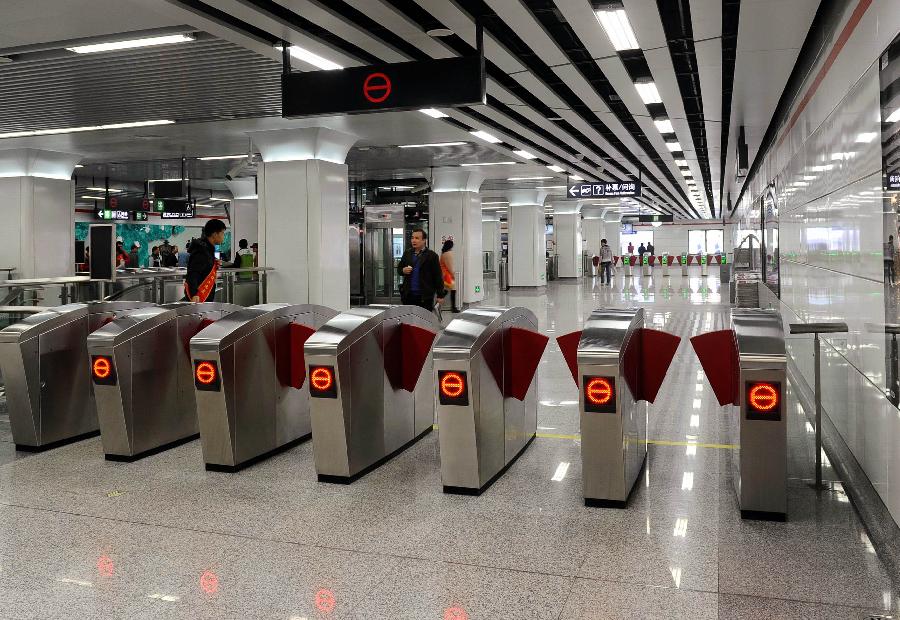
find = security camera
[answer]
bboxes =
[225,161,244,181]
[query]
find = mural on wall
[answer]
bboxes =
[75,223,232,267]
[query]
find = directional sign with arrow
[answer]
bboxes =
[567,181,641,198]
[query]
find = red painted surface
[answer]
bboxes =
[556,330,582,385]
[384,322,437,392]
[621,328,681,403]
[778,0,873,147]
[503,327,549,401]
[289,322,316,389]
[690,330,740,406]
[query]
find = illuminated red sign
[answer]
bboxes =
[309,366,337,398]
[315,588,335,613]
[438,370,469,406]
[363,72,391,103]
[194,359,221,391]
[91,355,117,385]
[745,380,782,420]
[195,361,217,385]
[584,375,616,413]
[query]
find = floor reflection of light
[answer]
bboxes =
[551,462,570,481]
[692,399,701,409]
[97,554,114,577]
[690,415,699,427]
[58,578,93,587]
[147,593,180,602]
[200,570,219,595]
[681,472,694,490]
[669,567,682,588]
[445,606,469,620]
[685,444,696,456]
[673,518,688,537]
[316,588,336,613]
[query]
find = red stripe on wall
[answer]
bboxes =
[776,0,873,148]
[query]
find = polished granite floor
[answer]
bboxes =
[0,270,895,619]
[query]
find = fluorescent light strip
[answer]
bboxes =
[654,119,674,134]
[666,142,682,152]
[508,176,552,181]
[67,34,194,54]
[482,201,509,205]
[470,130,502,143]
[198,154,246,161]
[635,81,662,104]
[460,161,516,166]
[379,185,414,190]
[594,9,639,51]
[513,149,537,159]
[85,187,121,192]
[420,108,448,118]
[0,119,174,139]
[547,165,565,173]
[855,132,877,143]
[674,159,688,166]
[275,45,342,70]
[887,108,900,123]
[570,175,584,181]
[398,142,466,148]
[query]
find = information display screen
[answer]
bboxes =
[89,224,114,281]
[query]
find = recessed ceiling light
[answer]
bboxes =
[674,159,688,166]
[425,27,454,37]
[420,108,448,118]
[0,119,174,139]
[547,165,565,173]
[634,80,662,104]
[666,142,682,152]
[80,195,108,200]
[535,185,566,189]
[594,5,639,51]
[470,130,502,143]
[570,175,584,181]
[67,34,194,54]
[398,142,466,148]
[482,201,509,205]
[379,185,415,190]
[681,170,692,177]
[513,149,537,159]
[810,164,833,172]
[886,108,900,123]
[198,154,246,161]
[275,44,342,70]
[547,115,564,121]
[75,164,84,168]
[460,161,516,166]
[85,187,121,192]
[508,176,553,181]
[855,132,877,143]
[654,119,674,134]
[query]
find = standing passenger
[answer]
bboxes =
[886,234,896,286]
[599,238,613,285]
[397,228,445,312]
[439,239,459,312]
[184,220,226,302]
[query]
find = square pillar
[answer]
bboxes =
[553,202,583,278]
[506,190,547,287]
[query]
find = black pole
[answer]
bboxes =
[282,40,291,75]
[476,19,483,57]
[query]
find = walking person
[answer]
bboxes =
[439,239,460,312]
[599,238,613,285]
[150,246,161,268]
[115,239,129,269]
[128,242,141,268]
[397,228,445,312]
[184,219,226,303]
[230,238,255,280]
[886,234,896,286]
[637,242,646,263]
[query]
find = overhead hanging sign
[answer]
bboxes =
[108,195,151,212]
[567,181,642,199]
[638,214,674,223]
[282,56,486,118]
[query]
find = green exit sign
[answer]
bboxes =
[642,255,649,265]
[680,255,687,265]
[721,255,727,264]
[700,255,707,265]
[155,200,165,212]
[474,285,481,293]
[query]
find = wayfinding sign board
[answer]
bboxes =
[282,56,486,117]
[567,181,641,199]
[638,214,674,223]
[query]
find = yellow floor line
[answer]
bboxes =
[433,425,736,449]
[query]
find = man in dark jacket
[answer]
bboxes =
[185,219,226,302]
[397,228,445,311]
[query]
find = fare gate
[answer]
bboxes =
[0,301,153,450]
[691,309,787,520]
[558,309,680,507]
[190,303,338,471]
[304,305,439,483]
[433,307,549,494]
[87,302,241,461]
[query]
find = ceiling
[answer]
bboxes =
[0,0,823,220]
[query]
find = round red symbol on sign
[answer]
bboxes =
[440,372,465,398]
[363,72,392,103]
[748,383,778,412]
[585,377,613,406]
[315,588,335,613]
[200,570,219,594]
[195,361,217,385]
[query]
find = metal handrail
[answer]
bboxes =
[0,266,274,289]
[0,306,45,314]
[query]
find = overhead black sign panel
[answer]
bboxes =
[282,56,486,118]
[567,181,642,199]
[638,214,674,223]
[108,195,151,212]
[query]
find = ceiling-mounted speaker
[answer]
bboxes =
[735,126,749,180]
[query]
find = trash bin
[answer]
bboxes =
[499,259,510,291]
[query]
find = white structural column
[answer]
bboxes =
[604,213,622,254]
[553,201,583,278]
[250,127,356,310]
[506,190,547,287]
[582,217,604,258]
[226,178,259,247]
[428,169,485,304]
[0,148,79,278]
[481,215,501,272]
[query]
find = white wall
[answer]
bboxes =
[430,191,484,304]
[482,218,501,270]
[631,222,724,255]
[231,199,258,247]
[731,1,900,524]
[582,218,604,257]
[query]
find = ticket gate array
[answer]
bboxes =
[87,302,241,461]
[433,307,549,494]
[0,301,153,451]
[558,309,680,507]
[190,303,338,471]
[691,309,787,520]
[304,305,439,483]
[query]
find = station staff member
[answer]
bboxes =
[397,228,445,312]
[184,219,226,303]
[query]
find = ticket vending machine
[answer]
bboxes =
[557,309,680,506]
[87,302,241,461]
[304,305,439,483]
[190,303,338,471]
[691,309,787,520]
[432,307,548,494]
[0,301,153,450]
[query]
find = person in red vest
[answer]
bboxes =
[185,219,226,302]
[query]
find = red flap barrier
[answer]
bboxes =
[289,323,316,389]
[690,330,739,406]
[667,256,675,266]
[556,330,582,385]
[613,256,620,266]
[621,328,682,403]
[648,256,656,266]
[384,323,437,392]
[503,327,549,401]
[184,317,218,356]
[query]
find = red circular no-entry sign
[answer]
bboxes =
[363,72,392,103]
